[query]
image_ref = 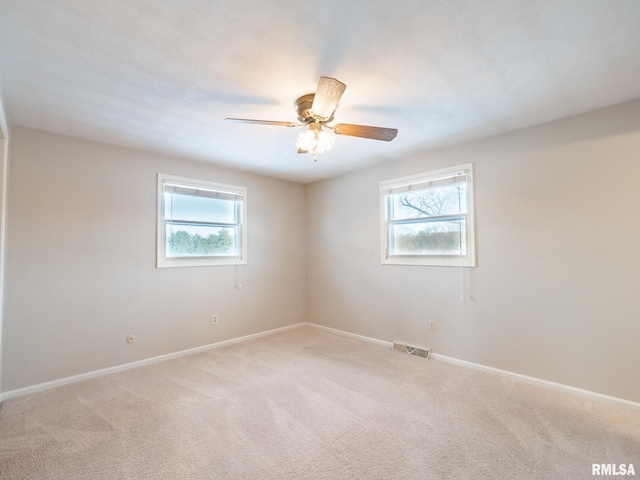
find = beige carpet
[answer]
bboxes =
[1,326,639,479]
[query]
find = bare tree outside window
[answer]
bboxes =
[391,183,466,255]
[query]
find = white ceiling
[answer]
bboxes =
[1,0,639,183]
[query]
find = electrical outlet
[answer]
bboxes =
[211,314,219,325]
[429,321,437,332]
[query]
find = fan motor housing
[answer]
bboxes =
[296,94,334,123]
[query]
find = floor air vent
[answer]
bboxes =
[393,342,430,359]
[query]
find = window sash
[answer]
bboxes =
[388,216,467,256]
[165,224,239,258]
[157,174,247,267]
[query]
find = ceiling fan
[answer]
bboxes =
[225,76,398,161]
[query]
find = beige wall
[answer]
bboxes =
[2,127,306,391]
[3,99,640,404]
[306,99,640,403]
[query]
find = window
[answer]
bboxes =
[157,174,247,268]
[380,163,475,267]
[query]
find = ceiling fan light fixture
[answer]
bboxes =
[225,76,397,162]
[295,122,336,161]
[310,76,347,121]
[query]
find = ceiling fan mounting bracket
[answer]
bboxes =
[295,93,334,124]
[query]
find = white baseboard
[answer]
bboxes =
[0,323,305,402]
[431,353,640,412]
[305,323,640,412]
[304,322,393,348]
[3,321,640,412]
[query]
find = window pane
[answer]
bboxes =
[164,192,237,224]
[391,184,466,220]
[166,225,238,257]
[390,220,466,255]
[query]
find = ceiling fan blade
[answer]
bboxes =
[225,118,299,127]
[311,76,347,121]
[333,124,398,141]
[297,148,308,154]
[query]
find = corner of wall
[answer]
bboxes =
[0,89,9,396]
[303,182,309,325]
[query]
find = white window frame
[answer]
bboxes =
[380,163,476,267]
[157,174,247,268]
